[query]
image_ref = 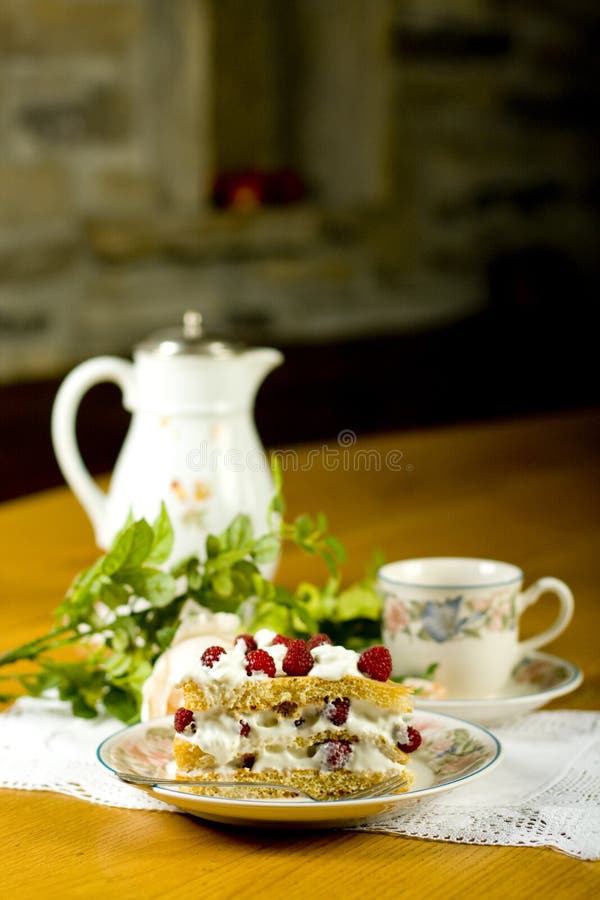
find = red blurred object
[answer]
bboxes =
[212,168,305,210]
[212,170,264,210]
[265,169,305,206]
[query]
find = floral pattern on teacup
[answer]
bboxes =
[415,725,488,779]
[383,587,519,643]
[383,598,411,633]
[421,596,484,642]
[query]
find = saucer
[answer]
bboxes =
[414,650,582,725]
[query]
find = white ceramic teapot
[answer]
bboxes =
[51,312,283,565]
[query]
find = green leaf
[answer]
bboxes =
[212,572,234,598]
[143,570,177,608]
[103,651,131,678]
[109,629,129,654]
[102,524,135,576]
[423,662,440,679]
[248,601,292,635]
[147,502,174,565]
[101,509,136,572]
[98,579,130,609]
[230,569,252,596]
[269,494,285,516]
[316,512,328,533]
[251,574,276,601]
[103,519,154,574]
[71,695,99,718]
[271,586,295,608]
[120,569,177,608]
[335,582,382,622]
[226,514,253,550]
[295,582,338,621]
[321,550,338,577]
[156,625,178,651]
[365,547,386,581]
[294,514,314,540]
[170,555,197,577]
[232,559,259,578]
[206,535,221,558]
[103,687,139,724]
[251,534,280,564]
[52,563,102,626]
[124,658,153,693]
[123,519,154,568]
[298,541,316,556]
[324,535,347,563]
[187,565,202,591]
[289,599,319,634]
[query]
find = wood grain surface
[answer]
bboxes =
[1,409,599,898]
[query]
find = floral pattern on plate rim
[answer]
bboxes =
[411,719,488,779]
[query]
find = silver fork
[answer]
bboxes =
[114,771,408,802]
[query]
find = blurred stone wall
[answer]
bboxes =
[0,0,598,381]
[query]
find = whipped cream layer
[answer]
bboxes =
[236,742,398,776]
[179,700,407,765]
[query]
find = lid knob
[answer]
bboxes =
[182,310,203,340]
[135,310,245,357]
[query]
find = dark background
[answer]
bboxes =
[1,1,599,502]
[2,296,598,502]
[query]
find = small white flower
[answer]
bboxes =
[141,602,241,720]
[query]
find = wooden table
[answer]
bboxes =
[1,410,599,898]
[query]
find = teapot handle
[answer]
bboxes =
[51,357,134,542]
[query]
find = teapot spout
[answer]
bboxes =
[244,347,284,393]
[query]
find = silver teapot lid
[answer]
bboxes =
[135,311,245,358]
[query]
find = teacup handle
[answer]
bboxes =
[518,577,574,653]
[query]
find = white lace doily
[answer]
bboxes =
[1,699,598,859]
[355,710,600,859]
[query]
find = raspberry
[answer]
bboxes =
[242,754,255,769]
[357,646,392,682]
[174,707,195,734]
[306,633,333,651]
[245,649,276,677]
[323,696,350,726]
[239,719,250,737]
[200,645,226,668]
[282,639,314,676]
[234,634,257,653]
[272,634,293,648]
[320,739,353,771]
[397,726,422,753]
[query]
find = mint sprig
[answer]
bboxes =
[0,480,382,723]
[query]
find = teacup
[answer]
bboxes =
[379,557,574,699]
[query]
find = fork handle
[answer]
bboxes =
[118,775,314,799]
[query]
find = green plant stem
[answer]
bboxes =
[0,625,75,667]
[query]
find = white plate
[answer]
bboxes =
[415,651,582,725]
[97,711,501,828]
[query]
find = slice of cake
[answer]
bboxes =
[172,631,421,800]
